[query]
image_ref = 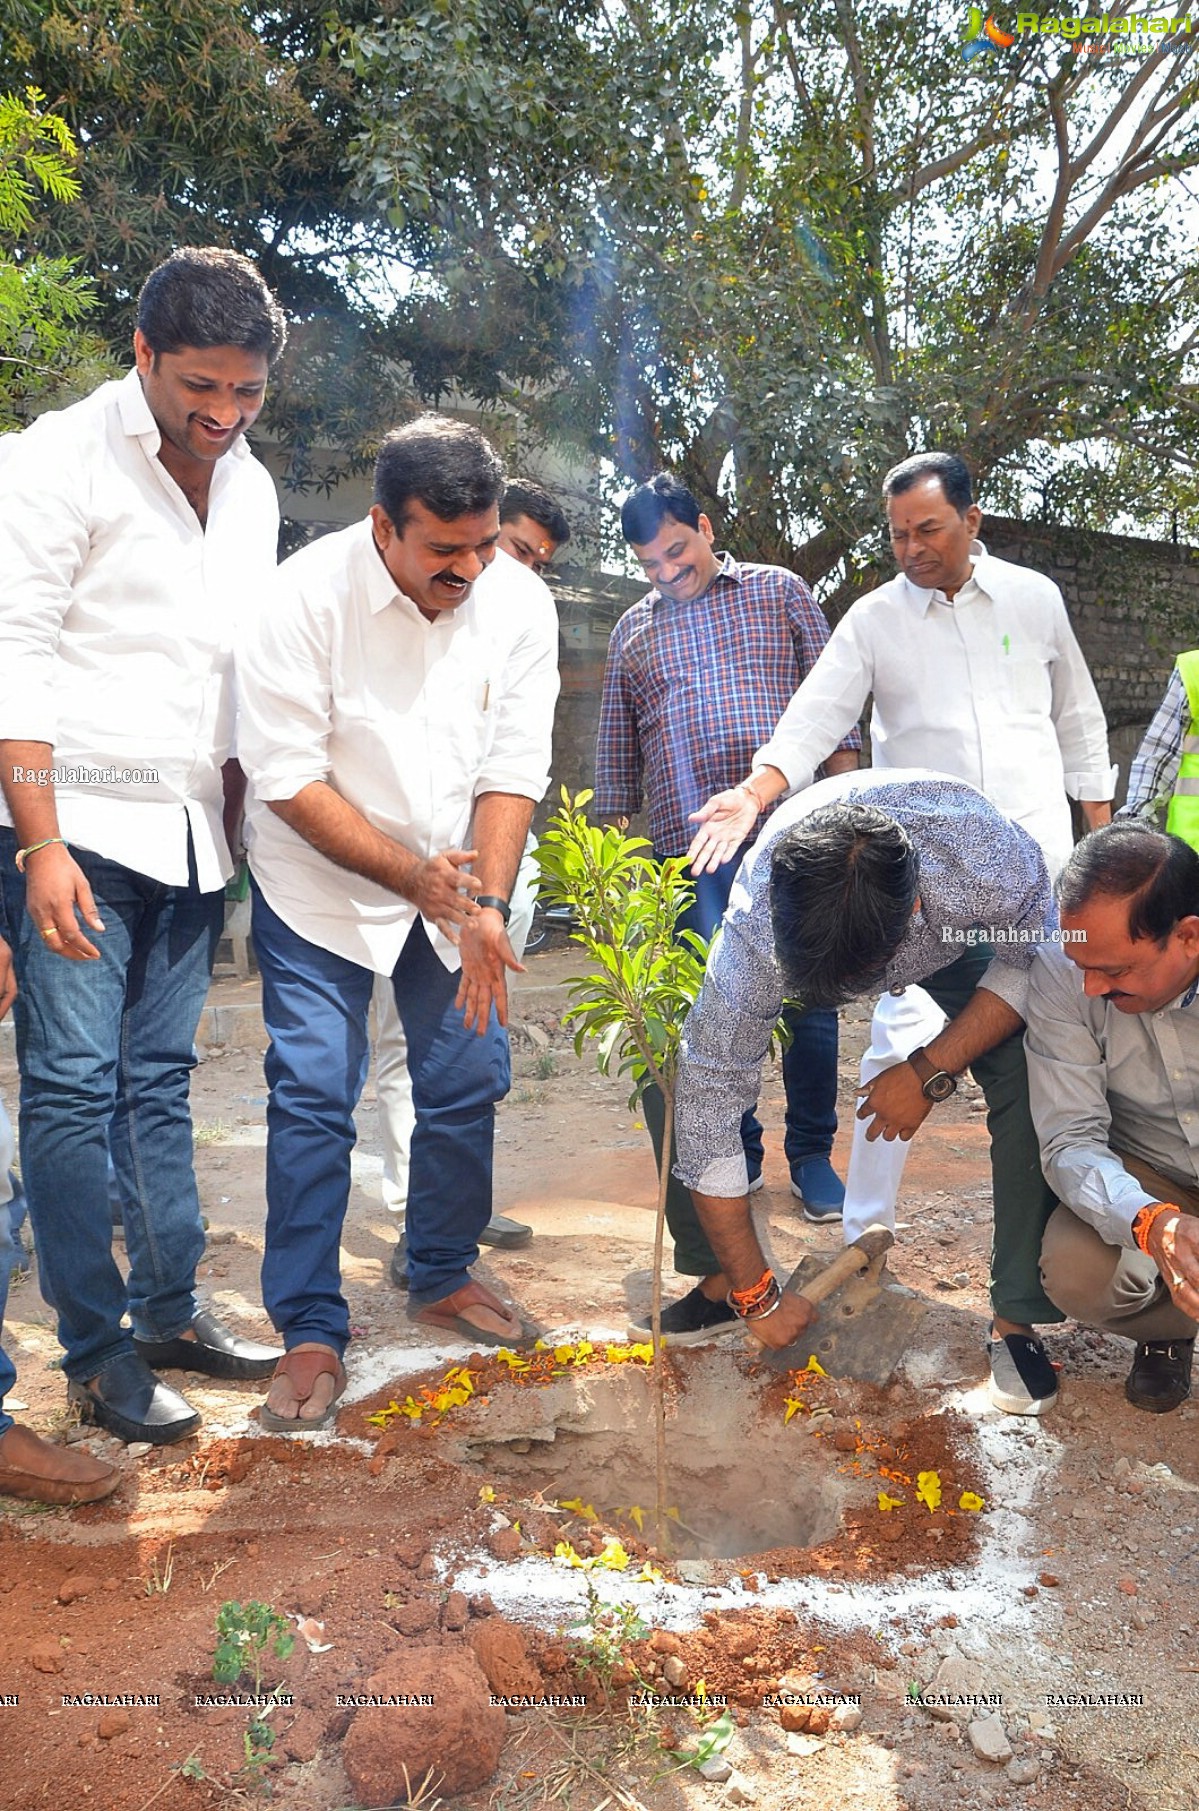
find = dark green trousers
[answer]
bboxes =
[658,945,1062,1325]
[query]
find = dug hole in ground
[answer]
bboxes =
[1,947,1196,1811]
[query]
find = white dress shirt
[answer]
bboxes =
[238,530,559,975]
[1026,941,1199,1248]
[0,368,279,891]
[754,545,1116,878]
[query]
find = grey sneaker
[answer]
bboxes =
[987,1333,1058,1415]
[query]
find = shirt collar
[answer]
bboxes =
[901,539,990,616]
[115,363,251,470]
[360,517,408,615]
[649,548,739,606]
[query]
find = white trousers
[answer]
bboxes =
[842,986,948,1244]
[372,837,539,1215]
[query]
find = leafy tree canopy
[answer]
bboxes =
[6,0,1199,575]
[0,84,110,427]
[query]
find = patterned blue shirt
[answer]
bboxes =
[593,554,860,855]
[674,770,1055,1195]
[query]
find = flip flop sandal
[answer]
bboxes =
[407,1279,528,1348]
[259,1343,347,1433]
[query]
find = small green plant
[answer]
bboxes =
[565,1579,649,1694]
[213,1599,295,1691]
[664,1706,736,1774]
[535,1048,557,1080]
[212,1599,295,1784]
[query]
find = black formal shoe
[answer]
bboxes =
[68,1353,200,1446]
[133,1309,282,1381]
[1124,1338,1194,1414]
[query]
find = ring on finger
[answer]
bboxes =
[41,925,60,940]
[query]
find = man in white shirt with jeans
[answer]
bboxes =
[687,452,1114,1413]
[238,417,559,1430]
[0,248,285,1450]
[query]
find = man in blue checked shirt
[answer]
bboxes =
[594,474,860,1329]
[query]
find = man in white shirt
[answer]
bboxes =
[238,418,559,1430]
[0,248,286,1449]
[374,479,571,1269]
[685,452,1115,1413]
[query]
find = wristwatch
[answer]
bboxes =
[908,1045,958,1103]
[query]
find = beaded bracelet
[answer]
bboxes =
[1132,1201,1182,1255]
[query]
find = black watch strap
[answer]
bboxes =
[475,893,511,924]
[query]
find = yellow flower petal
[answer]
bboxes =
[877,1491,904,1512]
[626,1505,645,1532]
[958,1491,985,1512]
[478,1485,496,1503]
[916,1470,942,1512]
[783,1396,805,1424]
[805,1355,828,1377]
[638,1562,663,1583]
[597,1537,630,1570]
[560,1496,598,1523]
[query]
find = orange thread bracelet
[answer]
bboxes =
[1133,1201,1181,1255]
[728,1268,776,1309]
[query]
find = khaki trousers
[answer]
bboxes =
[1040,1152,1199,1343]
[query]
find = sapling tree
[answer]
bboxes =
[536,788,712,1538]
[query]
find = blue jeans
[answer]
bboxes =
[0,1101,17,1437]
[252,887,511,1351]
[672,850,839,1171]
[0,829,223,1380]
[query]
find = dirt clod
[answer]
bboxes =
[57,1572,97,1604]
[96,1709,129,1741]
[467,1618,541,1696]
[343,1647,505,1804]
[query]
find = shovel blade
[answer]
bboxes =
[761,1254,928,1386]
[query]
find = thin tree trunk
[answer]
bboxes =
[650,1084,673,1546]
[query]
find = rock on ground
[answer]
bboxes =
[343,1647,506,1805]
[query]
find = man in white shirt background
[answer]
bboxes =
[238,417,559,1431]
[374,479,571,1273]
[0,248,286,1453]
[687,452,1115,1414]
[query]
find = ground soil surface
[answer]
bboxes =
[2,945,1197,1811]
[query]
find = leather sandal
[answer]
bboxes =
[407,1278,526,1347]
[259,1344,347,1433]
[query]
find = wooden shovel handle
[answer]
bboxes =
[787,1223,895,1310]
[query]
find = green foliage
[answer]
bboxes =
[211,1599,295,1693]
[0,86,110,426]
[7,0,1199,554]
[666,1706,736,1771]
[564,1578,649,1692]
[535,789,709,1106]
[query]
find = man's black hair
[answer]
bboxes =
[374,415,505,529]
[770,805,921,1010]
[620,472,702,545]
[501,480,571,548]
[882,452,974,516]
[136,247,287,364]
[1057,821,1199,945]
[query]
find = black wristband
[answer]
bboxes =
[475,894,511,924]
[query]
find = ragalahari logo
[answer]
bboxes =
[962,6,1017,57]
